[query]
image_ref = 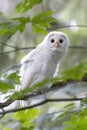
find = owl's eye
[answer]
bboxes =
[59,39,63,43]
[51,39,55,43]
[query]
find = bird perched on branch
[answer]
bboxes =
[19,31,69,91]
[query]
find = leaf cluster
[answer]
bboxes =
[15,108,39,129]
[0,0,56,39]
[0,71,20,93]
[64,108,87,130]
[16,0,43,13]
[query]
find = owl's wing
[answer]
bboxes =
[20,49,35,77]
[20,46,44,90]
[54,63,59,77]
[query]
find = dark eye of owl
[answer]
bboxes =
[51,39,55,43]
[59,39,63,43]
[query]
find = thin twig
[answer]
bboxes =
[0,43,19,49]
[0,47,36,54]
[0,45,87,54]
[69,46,87,49]
[0,78,87,109]
[47,25,87,31]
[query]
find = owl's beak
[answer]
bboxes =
[54,42,60,48]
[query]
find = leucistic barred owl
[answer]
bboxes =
[20,31,69,90]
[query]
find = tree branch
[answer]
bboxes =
[47,25,87,31]
[0,78,87,109]
[0,76,86,117]
[0,97,85,116]
[0,45,87,55]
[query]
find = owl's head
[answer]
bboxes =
[43,31,69,53]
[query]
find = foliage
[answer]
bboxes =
[0,71,20,93]
[64,108,87,130]
[16,0,43,13]
[0,81,14,93]
[0,11,55,37]
[15,108,39,129]
[0,0,56,38]
[61,61,87,80]
[32,11,56,34]
[0,16,30,41]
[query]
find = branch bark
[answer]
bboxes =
[0,97,85,116]
[0,78,87,110]
[0,45,87,54]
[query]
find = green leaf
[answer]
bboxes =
[33,24,47,34]
[12,17,30,24]
[9,17,30,34]
[20,126,34,130]
[32,11,56,34]
[64,108,87,130]
[16,0,43,13]
[0,71,20,93]
[0,28,8,36]
[8,24,25,34]
[0,17,30,37]
[61,62,87,80]
[79,108,87,117]
[6,72,20,84]
[0,81,14,93]
[15,108,39,127]
[0,22,11,35]
[32,11,55,22]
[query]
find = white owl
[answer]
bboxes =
[19,31,69,91]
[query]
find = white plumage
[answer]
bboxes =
[20,31,69,90]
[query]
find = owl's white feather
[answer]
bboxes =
[20,31,69,90]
